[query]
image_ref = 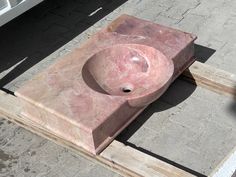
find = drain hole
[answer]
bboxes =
[122,87,132,93]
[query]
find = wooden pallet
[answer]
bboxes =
[0,61,235,177]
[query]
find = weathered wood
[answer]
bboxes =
[182,61,236,97]
[101,141,194,177]
[0,90,194,177]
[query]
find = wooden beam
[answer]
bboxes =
[182,61,236,97]
[0,90,194,177]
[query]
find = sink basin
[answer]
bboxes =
[15,15,196,154]
[83,44,174,107]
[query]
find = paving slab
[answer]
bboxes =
[118,79,236,175]
[0,0,236,176]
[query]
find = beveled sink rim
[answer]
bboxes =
[82,43,174,100]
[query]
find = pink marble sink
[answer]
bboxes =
[15,15,197,154]
[83,44,174,107]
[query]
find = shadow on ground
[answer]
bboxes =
[194,44,216,63]
[0,0,127,88]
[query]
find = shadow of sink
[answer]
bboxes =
[82,44,174,107]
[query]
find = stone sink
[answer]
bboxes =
[15,15,196,154]
[83,44,174,107]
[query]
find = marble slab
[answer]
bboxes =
[15,15,196,154]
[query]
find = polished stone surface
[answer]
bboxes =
[15,15,196,154]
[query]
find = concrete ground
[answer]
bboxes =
[0,0,236,176]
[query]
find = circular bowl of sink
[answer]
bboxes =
[82,44,174,107]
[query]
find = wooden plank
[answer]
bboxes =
[0,90,194,177]
[182,61,236,97]
[101,141,194,177]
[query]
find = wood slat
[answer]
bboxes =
[182,61,236,97]
[0,90,194,177]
